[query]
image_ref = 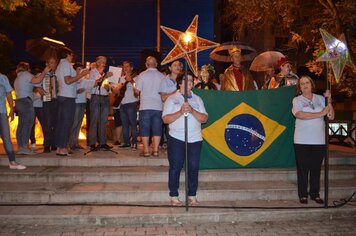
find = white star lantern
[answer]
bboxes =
[317,28,353,83]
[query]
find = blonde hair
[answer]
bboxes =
[16,62,30,73]
[297,75,315,94]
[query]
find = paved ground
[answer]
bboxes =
[1,217,356,236]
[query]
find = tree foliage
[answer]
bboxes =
[224,0,356,97]
[0,0,81,73]
[0,0,81,36]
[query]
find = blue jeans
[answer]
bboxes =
[69,103,86,148]
[88,95,109,145]
[120,102,138,145]
[15,97,34,148]
[55,96,76,148]
[30,107,45,144]
[0,113,15,161]
[167,135,202,197]
[43,99,58,148]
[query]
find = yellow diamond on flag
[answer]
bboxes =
[202,102,286,166]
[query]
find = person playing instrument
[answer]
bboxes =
[55,48,89,156]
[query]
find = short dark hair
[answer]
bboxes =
[73,62,84,70]
[122,60,133,67]
[176,71,194,89]
[59,47,73,59]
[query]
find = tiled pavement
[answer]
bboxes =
[1,217,356,236]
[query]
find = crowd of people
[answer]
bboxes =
[0,45,334,206]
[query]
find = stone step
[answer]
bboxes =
[0,200,355,226]
[0,179,355,204]
[1,149,355,167]
[1,165,355,183]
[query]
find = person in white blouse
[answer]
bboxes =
[292,75,334,204]
[162,71,208,206]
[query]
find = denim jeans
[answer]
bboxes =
[139,110,162,137]
[30,107,45,144]
[15,97,34,148]
[167,135,202,197]
[42,99,58,148]
[69,103,86,148]
[0,113,15,161]
[55,96,76,148]
[120,102,137,145]
[88,95,109,145]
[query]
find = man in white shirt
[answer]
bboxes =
[135,56,165,157]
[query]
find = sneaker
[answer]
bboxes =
[131,144,138,150]
[100,144,113,149]
[119,144,131,149]
[9,162,26,170]
[30,143,36,149]
[17,147,35,155]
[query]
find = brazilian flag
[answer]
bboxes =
[194,86,296,169]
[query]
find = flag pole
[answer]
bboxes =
[184,60,189,212]
[324,62,330,208]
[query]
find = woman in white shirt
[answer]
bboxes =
[292,75,334,204]
[162,72,208,206]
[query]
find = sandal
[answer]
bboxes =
[188,196,199,206]
[170,197,183,206]
[151,151,159,157]
[139,152,150,157]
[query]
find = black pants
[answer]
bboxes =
[294,144,326,199]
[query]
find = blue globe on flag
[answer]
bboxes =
[224,114,265,156]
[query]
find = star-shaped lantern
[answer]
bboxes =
[317,28,353,83]
[160,15,219,76]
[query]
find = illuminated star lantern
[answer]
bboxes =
[317,28,353,83]
[160,15,219,76]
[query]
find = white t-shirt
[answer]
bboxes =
[90,68,110,96]
[121,76,138,105]
[292,94,326,145]
[56,58,77,98]
[136,68,165,111]
[162,90,208,143]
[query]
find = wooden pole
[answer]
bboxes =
[156,0,161,52]
[81,0,87,65]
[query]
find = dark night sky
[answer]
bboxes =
[11,0,215,69]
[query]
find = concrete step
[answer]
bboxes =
[0,200,355,225]
[0,149,355,167]
[0,179,355,204]
[1,165,356,183]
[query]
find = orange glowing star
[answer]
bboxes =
[160,15,219,76]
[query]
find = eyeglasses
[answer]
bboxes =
[309,101,315,110]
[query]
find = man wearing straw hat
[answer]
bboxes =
[221,46,255,91]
